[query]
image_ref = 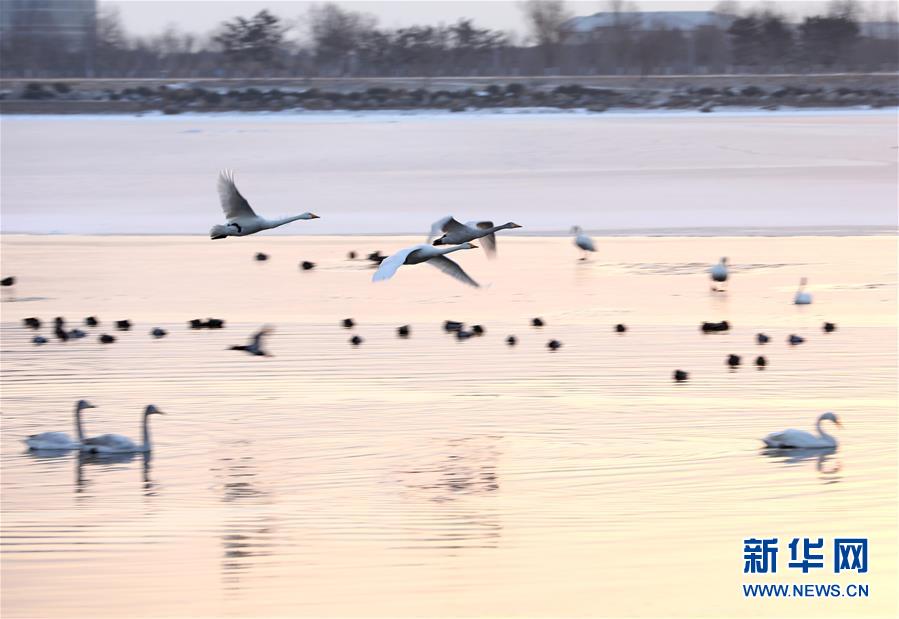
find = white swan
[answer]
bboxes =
[429,216,521,257]
[23,399,95,450]
[210,170,319,239]
[762,412,841,449]
[81,405,165,454]
[710,257,728,290]
[572,226,596,260]
[794,277,813,305]
[373,243,479,287]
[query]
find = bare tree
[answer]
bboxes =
[520,0,572,71]
[307,3,377,75]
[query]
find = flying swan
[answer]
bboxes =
[373,243,480,287]
[429,216,521,257]
[210,170,319,239]
[23,399,96,450]
[80,405,165,454]
[761,412,841,449]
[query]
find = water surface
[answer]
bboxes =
[1,234,896,617]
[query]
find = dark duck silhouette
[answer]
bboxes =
[229,326,272,356]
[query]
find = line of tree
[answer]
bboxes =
[1,0,896,79]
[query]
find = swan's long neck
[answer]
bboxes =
[269,215,307,228]
[437,245,469,256]
[481,222,516,235]
[816,417,835,444]
[74,404,86,442]
[142,413,153,451]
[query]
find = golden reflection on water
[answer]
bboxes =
[0,235,896,618]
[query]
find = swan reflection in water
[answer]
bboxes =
[761,447,842,483]
[394,436,503,551]
[74,451,156,495]
[213,449,276,592]
[26,449,155,494]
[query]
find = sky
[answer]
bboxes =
[106,0,895,40]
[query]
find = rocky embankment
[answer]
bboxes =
[1,74,896,114]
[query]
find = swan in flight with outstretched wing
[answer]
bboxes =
[762,412,841,449]
[429,216,521,258]
[80,405,165,454]
[23,399,95,450]
[373,243,480,287]
[572,226,596,260]
[210,170,319,239]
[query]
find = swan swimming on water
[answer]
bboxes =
[762,412,841,449]
[23,399,95,450]
[80,405,165,454]
[429,216,521,257]
[572,226,596,260]
[373,243,480,287]
[794,277,813,305]
[210,170,319,239]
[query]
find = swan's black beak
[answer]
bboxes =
[309,213,321,219]
[433,238,445,246]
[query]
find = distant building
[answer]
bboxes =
[0,0,97,52]
[565,11,734,44]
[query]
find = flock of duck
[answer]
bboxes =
[14,170,843,454]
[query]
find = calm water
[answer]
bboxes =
[1,234,896,618]
[1,110,896,234]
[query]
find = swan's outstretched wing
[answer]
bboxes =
[428,216,469,241]
[372,246,422,282]
[468,221,497,257]
[217,170,257,219]
[426,255,480,288]
[428,216,453,242]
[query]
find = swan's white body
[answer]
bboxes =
[210,171,319,239]
[762,412,840,449]
[429,216,521,257]
[794,277,813,305]
[710,257,729,283]
[373,243,479,287]
[23,400,95,450]
[25,431,79,450]
[572,226,596,259]
[81,405,164,454]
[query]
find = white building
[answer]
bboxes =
[565,11,734,44]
